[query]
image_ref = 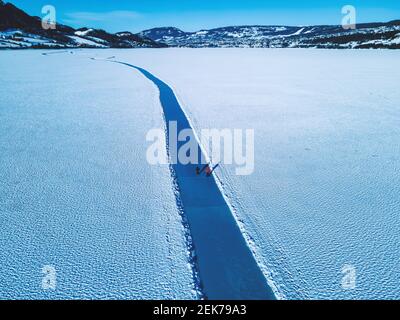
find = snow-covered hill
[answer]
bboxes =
[139,22,400,49]
[0,1,164,49]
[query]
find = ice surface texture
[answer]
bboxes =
[112,48,400,299]
[2,48,400,300]
[0,51,195,299]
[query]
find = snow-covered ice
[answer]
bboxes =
[0,51,196,299]
[1,48,400,300]
[109,48,400,299]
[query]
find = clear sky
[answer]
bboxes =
[7,0,400,33]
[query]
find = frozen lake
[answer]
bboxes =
[1,48,399,299]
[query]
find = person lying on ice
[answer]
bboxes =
[205,165,212,176]
[196,163,210,176]
[196,163,219,177]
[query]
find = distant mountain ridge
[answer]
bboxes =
[139,22,400,49]
[1,1,399,49]
[0,1,165,49]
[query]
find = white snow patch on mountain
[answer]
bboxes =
[68,35,106,47]
[74,29,93,37]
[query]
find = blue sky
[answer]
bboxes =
[8,0,400,32]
